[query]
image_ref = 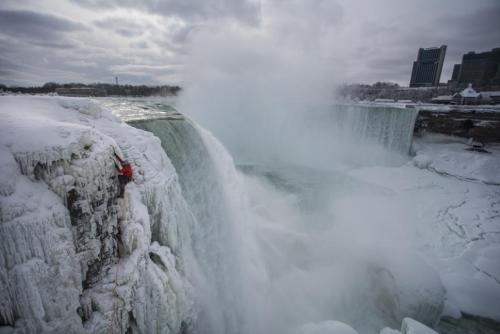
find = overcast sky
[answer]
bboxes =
[0,0,499,87]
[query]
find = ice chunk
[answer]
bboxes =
[380,317,439,334]
[380,327,402,334]
[295,320,359,334]
[411,154,432,169]
[401,317,438,334]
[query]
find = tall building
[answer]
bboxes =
[457,48,500,87]
[409,45,447,87]
[451,64,461,81]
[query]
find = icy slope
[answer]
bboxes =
[0,96,194,333]
[411,134,500,185]
[346,152,500,323]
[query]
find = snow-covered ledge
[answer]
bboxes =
[0,96,194,333]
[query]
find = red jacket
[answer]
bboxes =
[120,163,133,178]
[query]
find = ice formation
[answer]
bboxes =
[0,96,195,333]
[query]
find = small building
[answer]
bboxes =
[431,95,453,104]
[452,83,481,105]
[480,91,500,105]
[374,98,395,103]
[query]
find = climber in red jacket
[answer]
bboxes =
[113,152,133,198]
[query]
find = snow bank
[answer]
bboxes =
[379,317,438,334]
[347,151,500,323]
[380,328,402,334]
[401,318,438,334]
[0,96,194,333]
[295,320,359,334]
[411,134,500,185]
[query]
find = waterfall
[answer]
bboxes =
[130,117,263,334]
[125,103,438,334]
[266,104,420,170]
[329,105,419,154]
[305,104,419,155]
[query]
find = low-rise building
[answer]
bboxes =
[452,84,481,105]
[480,91,500,105]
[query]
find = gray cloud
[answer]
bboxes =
[0,9,87,85]
[93,17,147,37]
[441,6,500,38]
[437,6,500,61]
[0,56,26,76]
[171,25,195,45]
[0,9,86,40]
[72,0,261,25]
[0,0,499,86]
[130,41,149,49]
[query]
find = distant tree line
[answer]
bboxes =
[0,82,182,96]
[337,82,454,102]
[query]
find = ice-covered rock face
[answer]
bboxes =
[0,96,194,333]
[0,145,82,333]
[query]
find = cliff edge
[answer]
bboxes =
[0,96,194,333]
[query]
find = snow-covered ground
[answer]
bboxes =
[412,134,500,185]
[343,135,500,324]
[351,101,500,113]
[415,104,500,113]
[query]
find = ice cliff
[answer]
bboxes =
[0,96,195,333]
